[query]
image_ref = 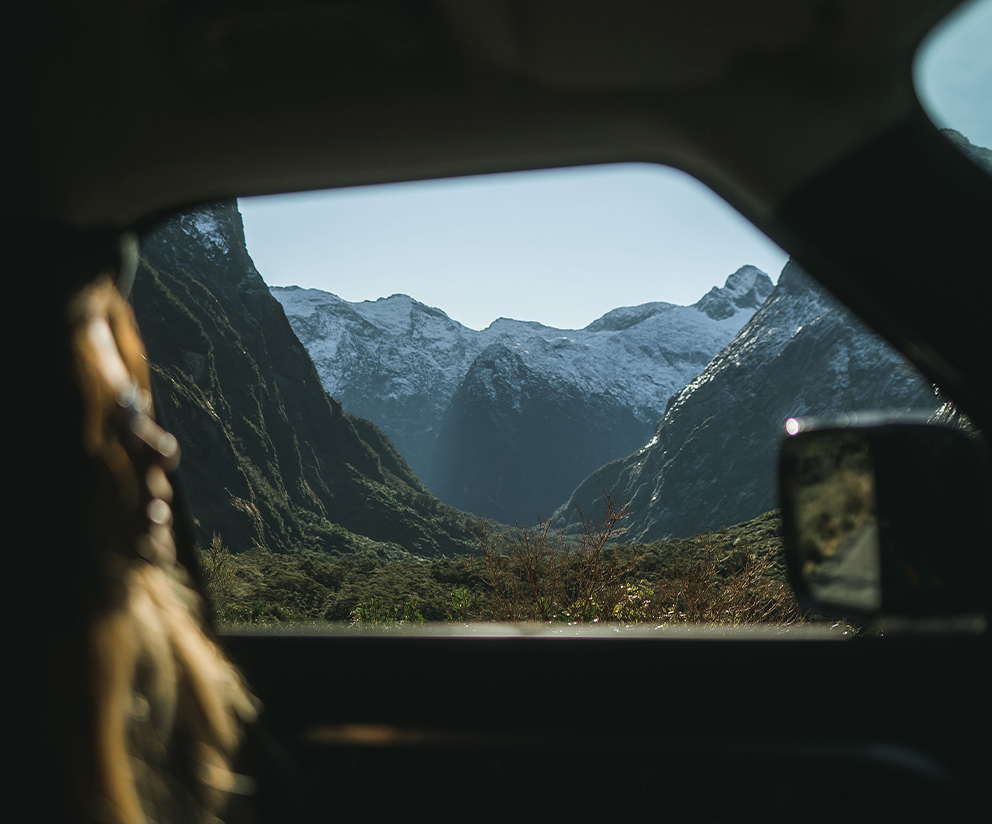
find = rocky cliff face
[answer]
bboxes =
[554,262,943,541]
[272,265,773,522]
[131,201,476,558]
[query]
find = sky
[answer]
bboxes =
[240,165,788,331]
[239,0,991,332]
[914,0,992,149]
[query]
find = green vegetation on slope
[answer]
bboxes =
[132,201,478,559]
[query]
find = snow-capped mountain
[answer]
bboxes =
[553,261,943,542]
[271,265,773,522]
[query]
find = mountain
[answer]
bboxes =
[427,341,650,523]
[131,201,477,559]
[272,265,773,522]
[268,289,482,478]
[943,128,992,174]
[553,261,943,542]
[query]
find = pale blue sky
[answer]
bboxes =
[240,0,990,331]
[915,0,992,148]
[241,164,788,330]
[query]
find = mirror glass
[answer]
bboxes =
[781,420,990,622]
[782,429,881,614]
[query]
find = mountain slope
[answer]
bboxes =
[272,265,773,521]
[554,262,942,541]
[427,341,650,522]
[131,201,476,559]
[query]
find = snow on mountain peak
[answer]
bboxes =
[178,204,232,253]
[694,265,774,320]
[271,266,772,503]
[583,301,678,333]
[724,264,773,298]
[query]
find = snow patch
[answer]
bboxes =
[182,208,230,253]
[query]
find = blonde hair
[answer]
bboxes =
[51,274,258,824]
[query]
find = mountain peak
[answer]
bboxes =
[724,264,771,293]
[175,200,245,254]
[694,265,773,320]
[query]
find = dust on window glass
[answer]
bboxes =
[914,0,992,173]
[131,163,945,633]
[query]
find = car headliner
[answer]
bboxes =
[9,0,992,429]
[9,0,960,225]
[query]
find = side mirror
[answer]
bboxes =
[778,417,990,623]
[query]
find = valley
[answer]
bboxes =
[272,267,773,523]
[132,194,954,627]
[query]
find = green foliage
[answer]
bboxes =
[196,532,237,602]
[132,230,480,564]
[216,601,293,625]
[610,580,656,623]
[196,510,806,629]
[350,596,426,627]
[446,587,473,622]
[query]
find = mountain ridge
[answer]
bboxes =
[272,266,774,521]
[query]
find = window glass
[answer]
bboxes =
[132,164,947,634]
[914,0,992,171]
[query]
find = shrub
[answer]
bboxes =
[446,587,473,622]
[477,494,639,622]
[643,528,804,625]
[350,596,426,627]
[196,532,237,602]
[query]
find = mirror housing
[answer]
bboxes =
[779,416,991,622]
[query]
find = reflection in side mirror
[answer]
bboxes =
[781,428,882,613]
[779,418,991,622]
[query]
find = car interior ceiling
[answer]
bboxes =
[10,1,989,822]
[13,0,991,422]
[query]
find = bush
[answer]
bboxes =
[196,532,236,602]
[477,494,639,622]
[646,533,803,625]
[350,596,426,627]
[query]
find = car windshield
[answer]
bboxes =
[132,163,959,633]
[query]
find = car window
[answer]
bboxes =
[132,163,956,634]
[914,0,992,173]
